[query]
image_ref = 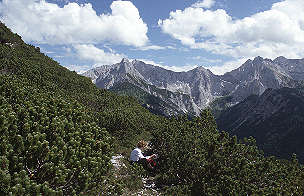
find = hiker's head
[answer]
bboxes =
[137,140,147,149]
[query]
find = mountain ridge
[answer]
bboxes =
[83,56,303,116]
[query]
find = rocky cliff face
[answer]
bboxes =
[222,56,299,101]
[82,56,304,116]
[216,87,304,162]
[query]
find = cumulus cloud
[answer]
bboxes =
[74,44,125,65]
[192,0,215,9]
[158,0,304,59]
[0,0,148,47]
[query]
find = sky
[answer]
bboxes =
[0,0,304,74]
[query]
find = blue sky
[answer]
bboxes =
[1,0,304,74]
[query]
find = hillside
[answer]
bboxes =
[1,22,304,195]
[0,22,163,194]
[217,87,304,162]
[0,22,162,149]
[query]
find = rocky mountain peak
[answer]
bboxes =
[250,56,267,68]
[274,56,288,63]
[117,58,141,76]
[131,59,142,64]
[244,59,253,64]
[83,56,304,116]
[195,66,209,71]
[253,56,264,62]
[120,58,130,64]
[240,56,273,70]
[193,66,213,76]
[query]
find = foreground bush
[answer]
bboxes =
[152,110,304,195]
[0,76,114,195]
[0,22,160,194]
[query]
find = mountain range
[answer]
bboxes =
[83,56,304,161]
[83,56,304,116]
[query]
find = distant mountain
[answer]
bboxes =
[216,87,304,161]
[222,56,299,101]
[83,56,303,116]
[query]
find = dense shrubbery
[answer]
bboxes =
[152,110,304,195]
[1,21,304,195]
[0,76,115,195]
[0,22,160,150]
[0,22,160,194]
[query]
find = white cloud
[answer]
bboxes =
[134,45,176,51]
[66,44,125,73]
[63,46,72,54]
[0,0,148,47]
[160,64,198,72]
[139,58,247,75]
[74,44,125,65]
[191,56,222,63]
[139,59,198,72]
[65,64,93,74]
[158,0,304,59]
[43,51,55,54]
[167,46,176,49]
[135,45,166,51]
[53,55,64,58]
[205,58,248,75]
[192,0,215,9]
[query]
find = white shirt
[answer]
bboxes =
[130,147,150,162]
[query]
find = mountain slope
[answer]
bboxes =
[0,22,162,148]
[83,56,303,116]
[0,22,165,194]
[0,22,119,195]
[217,87,304,161]
[1,21,304,195]
[222,56,298,101]
[273,56,304,80]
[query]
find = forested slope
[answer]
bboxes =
[0,22,162,150]
[0,22,162,194]
[1,22,304,195]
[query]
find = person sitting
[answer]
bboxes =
[130,140,157,170]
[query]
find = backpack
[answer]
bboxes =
[147,158,157,169]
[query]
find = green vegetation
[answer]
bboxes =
[0,22,158,194]
[0,76,115,195]
[1,22,304,195]
[152,110,304,195]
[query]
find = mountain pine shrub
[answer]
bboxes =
[0,76,115,195]
[152,110,304,195]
